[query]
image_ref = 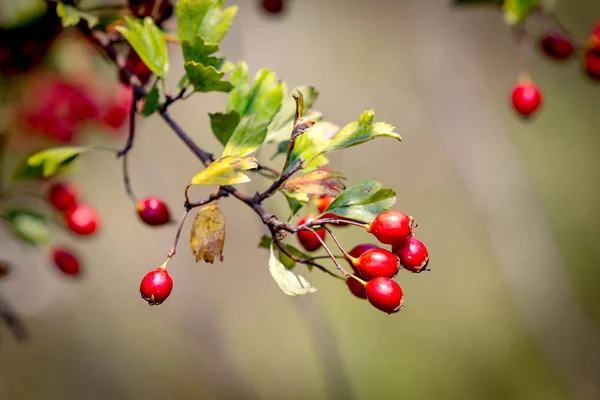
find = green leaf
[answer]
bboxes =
[188,156,257,186]
[189,204,225,263]
[209,111,241,145]
[4,210,50,245]
[227,63,285,124]
[221,116,270,158]
[322,110,401,154]
[12,158,46,181]
[283,191,309,217]
[322,179,396,223]
[503,0,538,24]
[142,86,160,116]
[268,244,317,296]
[116,17,168,78]
[176,0,238,44]
[27,146,88,178]
[0,0,47,30]
[181,36,233,93]
[266,86,320,144]
[285,126,330,174]
[56,1,98,28]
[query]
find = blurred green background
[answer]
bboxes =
[1,0,600,399]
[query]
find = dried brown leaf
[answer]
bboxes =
[282,170,346,197]
[190,204,225,263]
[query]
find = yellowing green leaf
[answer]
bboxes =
[281,170,346,197]
[221,116,269,158]
[189,156,257,186]
[268,244,317,296]
[190,204,225,263]
[323,110,401,153]
[503,0,538,24]
[56,1,98,28]
[27,146,88,178]
[116,17,168,78]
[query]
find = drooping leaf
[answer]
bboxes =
[209,111,240,145]
[188,156,257,186]
[4,210,50,245]
[321,179,396,223]
[258,236,311,269]
[283,191,308,217]
[503,0,538,24]
[116,17,168,78]
[142,85,160,116]
[282,170,346,197]
[27,146,88,178]
[56,1,98,28]
[266,86,320,144]
[322,110,401,154]
[221,116,270,158]
[190,204,225,263]
[268,244,317,296]
[176,0,238,44]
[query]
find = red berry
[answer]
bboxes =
[352,248,399,280]
[392,237,430,273]
[540,34,574,60]
[584,50,600,81]
[367,211,414,245]
[120,50,153,86]
[347,243,379,273]
[100,84,133,131]
[317,195,334,214]
[140,267,173,305]
[136,197,171,226]
[65,204,99,236]
[297,215,326,252]
[48,181,79,212]
[51,247,81,276]
[365,277,404,314]
[511,81,542,117]
[262,0,284,14]
[346,275,367,299]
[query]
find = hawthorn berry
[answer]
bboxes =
[365,277,404,314]
[297,215,326,252]
[48,181,79,212]
[100,84,133,131]
[140,266,173,305]
[120,51,153,86]
[136,197,171,226]
[262,0,284,14]
[540,34,574,60]
[51,247,81,276]
[392,237,429,273]
[351,248,399,280]
[128,0,173,23]
[511,81,542,117]
[64,204,99,236]
[346,275,367,299]
[347,243,379,273]
[317,195,334,214]
[584,50,600,81]
[367,210,414,245]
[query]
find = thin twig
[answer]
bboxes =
[121,153,137,203]
[0,293,28,342]
[254,158,303,203]
[166,207,191,261]
[301,228,351,277]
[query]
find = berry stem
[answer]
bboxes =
[320,225,351,259]
[166,207,190,261]
[300,227,351,277]
[254,157,304,203]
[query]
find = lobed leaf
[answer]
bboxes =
[188,156,257,186]
[116,17,168,78]
[56,1,98,28]
[184,61,233,93]
[4,210,50,245]
[268,244,317,296]
[176,0,238,45]
[322,179,396,223]
[190,204,225,263]
[27,146,88,178]
[281,170,346,197]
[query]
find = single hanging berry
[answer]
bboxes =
[540,34,574,60]
[51,247,81,276]
[261,0,284,14]
[297,215,326,252]
[48,181,79,212]
[584,49,600,81]
[367,211,414,245]
[137,197,171,226]
[140,266,173,305]
[511,81,542,117]
[64,204,99,236]
[317,195,348,226]
[350,248,400,280]
[347,243,379,273]
[365,277,404,314]
[346,275,367,299]
[392,237,430,273]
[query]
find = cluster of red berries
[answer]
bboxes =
[511,22,600,118]
[296,202,430,314]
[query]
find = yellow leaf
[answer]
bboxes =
[190,204,225,263]
[189,156,258,186]
[282,169,346,197]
